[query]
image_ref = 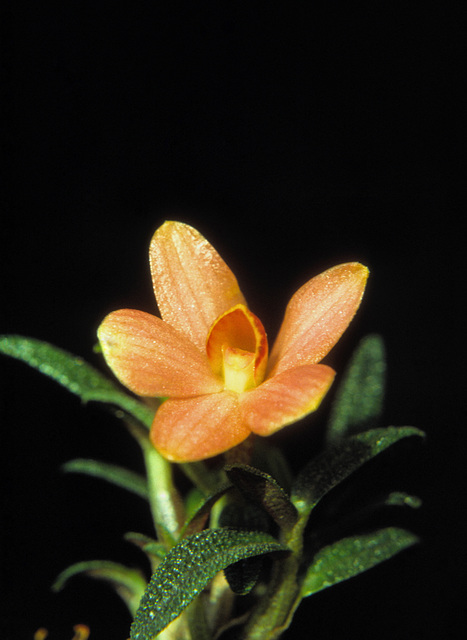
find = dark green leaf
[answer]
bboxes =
[292,427,425,517]
[224,556,264,596]
[301,527,419,597]
[62,458,149,500]
[130,529,288,640]
[225,464,298,529]
[327,334,386,444]
[52,560,147,617]
[251,440,294,492]
[218,503,270,596]
[218,502,270,534]
[0,335,154,427]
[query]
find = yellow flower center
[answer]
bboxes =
[206,304,268,393]
[222,346,256,393]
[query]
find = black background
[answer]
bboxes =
[1,2,463,639]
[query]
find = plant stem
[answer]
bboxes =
[127,420,184,548]
[143,442,185,547]
[241,518,307,640]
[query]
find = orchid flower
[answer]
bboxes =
[98,222,368,462]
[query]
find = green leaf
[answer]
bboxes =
[52,559,147,617]
[224,556,264,596]
[327,334,386,444]
[218,503,271,596]
[130,529,288,640]
[292,426,425,517]
[225,464,298,529]
[251,440,294,493]
[218,502,270,535]
[124,532,166,573]
[62,458,149,500]
[124,531,166,558]
[301,527,419,597]
[0,335,155,427]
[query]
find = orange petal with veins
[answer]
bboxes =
[149,221,246,351]
[151,392,250,462]
[98,309,223,397]
[268,263,369,376]
[240,364,335,436]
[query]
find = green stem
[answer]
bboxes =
[144,443,184,547]
[241,518,307,640]
[127,421,184,549]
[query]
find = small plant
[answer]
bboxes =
[1,221,423,639]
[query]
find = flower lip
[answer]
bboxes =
[206,304,268,390]
[222,346,257,393]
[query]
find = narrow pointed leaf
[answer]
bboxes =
[225,464,298,528]
[218,503,270,596]
[292,427,425,517]
[0,335,155,427]
[52,560,147,617]
[327,334,386,444]
[124,531,165,556]
[302,527,419,597]
[62,458,149,500]
[130,529,288,640]
[252,440,294,493]
[125,532,166,573]
[218,501,271,534]
[223,556,264,596]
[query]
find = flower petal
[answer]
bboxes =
[240,364,335,436]
[150,392,250,462]
[149,221,247,351]
[98,309,223,397]
[268,263,369,376]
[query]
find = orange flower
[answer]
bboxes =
[98,222,368,462]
